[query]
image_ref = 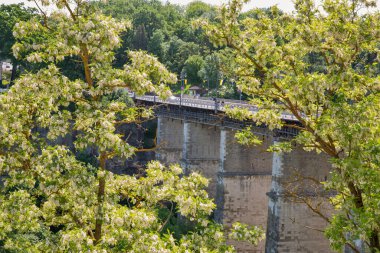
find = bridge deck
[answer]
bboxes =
[135,95,298,122]
[135,95,300,138]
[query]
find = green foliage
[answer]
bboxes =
[235,127,262,146]
[183,54,205,85]
[0,3,37,61]
[0,3,38,84]
[148,29,165,60]
[229,222,265,245]
[197,0,380,251]
[267,141,293,153]
[185,1,215,20]
[198,52,222,89]
[0,1,264,252]
[90,0,235,96]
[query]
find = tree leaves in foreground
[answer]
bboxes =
[0,0,264,252]
[196,0,380,252]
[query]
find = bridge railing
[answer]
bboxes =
[134,95,298,122]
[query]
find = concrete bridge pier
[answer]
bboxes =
[156,116,184,164]
[156,115,334,253]
[265,139,333,253]
[221,129,273,253]
[181,121,221,200]
[156,117,221,196]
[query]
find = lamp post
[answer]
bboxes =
[207,77,210,96]
[217,72,223,98]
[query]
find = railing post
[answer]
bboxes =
[214,98,219,113]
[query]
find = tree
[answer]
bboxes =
[89,0,218,94]
[0,3,37,85]
[198,52,222,90]
[148,29,165,60]
[185,1,215,20]
[132,5,164,38]
[197,0,380,252]
[183,54,205,85]
[163,36,201,74]
[133,24,148,50]
[0,0,263,251]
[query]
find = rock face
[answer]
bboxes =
[155,116,334,253]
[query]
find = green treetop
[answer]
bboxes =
[0,0,264,252]
[196,0,380,252]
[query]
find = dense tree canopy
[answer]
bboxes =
[197,0,380,252]
[184,55,205,85]
[4,0,379,251]
[0,0,263,251]
[92,0,235,95]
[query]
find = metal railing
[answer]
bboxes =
[135,95,298,122]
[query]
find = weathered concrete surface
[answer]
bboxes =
[266,198,332,253]
[183,122,221,199]
[155,117,334,253]
[224,175,272,253]
[222,130,273,253]
[224,129,273,175]
[266,143,333,253]
[156,117,184,164]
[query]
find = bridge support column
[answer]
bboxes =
[265,139,333,253]
[214,128,227,223]
[156,116,184,165]
[221,129,273,253]
[181,121,190,173]
[182,122,221,199]
[265,139,284,253]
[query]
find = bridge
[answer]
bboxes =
[0,86,333,252]
[135,95,300,138]
[135,94,334,253]
[135,95,298,121]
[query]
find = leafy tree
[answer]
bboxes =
[133,24,148,50]
[92,0,137,20]
[148,29,165,60]
[197,0,380,252]
[90,0,218,94]
[132,5,164,38]
[163,37,201,74]
[0,0,263,251]
[198,52,222,90]
[0,3,37,85]
[183,54,205,85]
[185,1,215,20]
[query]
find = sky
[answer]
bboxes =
[0,0,295,12]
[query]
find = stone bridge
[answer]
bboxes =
[135,95,334,253]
